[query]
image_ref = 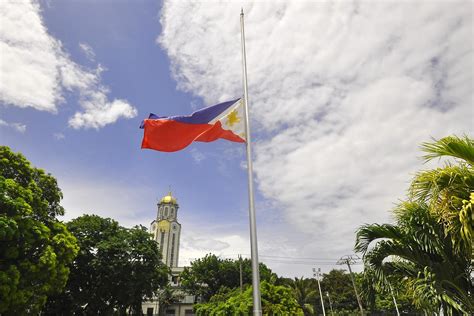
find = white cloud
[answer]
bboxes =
[0,0,62,112]
[159,1,473,276]
[0,0,137,128]
[79,42,95,61]
[53,132,65,140]
[179,231,249,267]
[184,236,230,252]
[12,122,26,133]
[0,118,26,133]
[59,175,155,228]
[190,148,206,163]
[69,94,138,129]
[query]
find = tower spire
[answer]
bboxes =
[153,191,181,267]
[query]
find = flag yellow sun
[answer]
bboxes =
[226,109,241,127]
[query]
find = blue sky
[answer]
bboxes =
[1,0,472,277]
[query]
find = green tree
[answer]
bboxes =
[320,269,359,314]
[360,268,420,314]
[411,135,473,259]
[277,271,362,315]
[0,146,78,313]
[156,284,185,316]
[355,136,474,314]
[194,281,304,315]
[179,254,276,301]
[287,277,317,316]
[43,215,169,314]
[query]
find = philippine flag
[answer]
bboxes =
[140,99,246,152]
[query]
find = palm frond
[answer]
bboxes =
[408,168,474,257]
[421,135,474,165]
[409,165,473,204]
[394,202,451,258]
[303,303,314,315]
[440,279,474,314]
[354,223,402,254]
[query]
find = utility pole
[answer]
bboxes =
[313,268,326,316]
[239,254,243,293]
[337,255,364,316]
[326,291,334,315]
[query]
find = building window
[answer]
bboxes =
[160,231,165,252]
[172,275,178,284]
[146,307,153,316]
[184,310,194,315]
[165,309,175,316]
[170,233,175,266]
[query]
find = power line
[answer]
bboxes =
[214,253,356,261]
[180,256,363,266]
[262,259,362,266]
[260,255,342,261]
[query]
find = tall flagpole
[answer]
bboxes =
[240,9,262,316]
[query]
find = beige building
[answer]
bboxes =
[142,193,195,316]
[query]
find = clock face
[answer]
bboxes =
[158,221,170,232]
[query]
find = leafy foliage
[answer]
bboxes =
[360,268,420,314]
[412,136,474,257]
[0,146,79,313]
[42,215,169,314]
[280,271,365,315]
[320,269,360,314]
[194,280,304,315]
[281,270,414,315]
[156,284,185,316]
[179,254,276,302]
[420,135,474,165]
[287,277,317,315]
[355,135,474,314]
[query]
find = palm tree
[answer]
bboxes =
[288,277,318,316]
[411,135,473,257]
[355,135,473,315]
[156,285,184,316]
[356,202,472,313]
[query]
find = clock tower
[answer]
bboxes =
[150,192,181,267]
[143,192,196,315]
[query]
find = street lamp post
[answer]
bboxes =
[326,291,334,315]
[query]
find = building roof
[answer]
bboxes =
[160,191,178,205]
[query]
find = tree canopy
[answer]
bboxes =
[286,277,317,316]
[0,146,79,313]
[320,269,360,313]
[194,280,304,315]
[355,135,474,314]
[179,254,276,302]
[43,215,169,315]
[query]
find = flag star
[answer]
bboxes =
[226,110,241,127]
